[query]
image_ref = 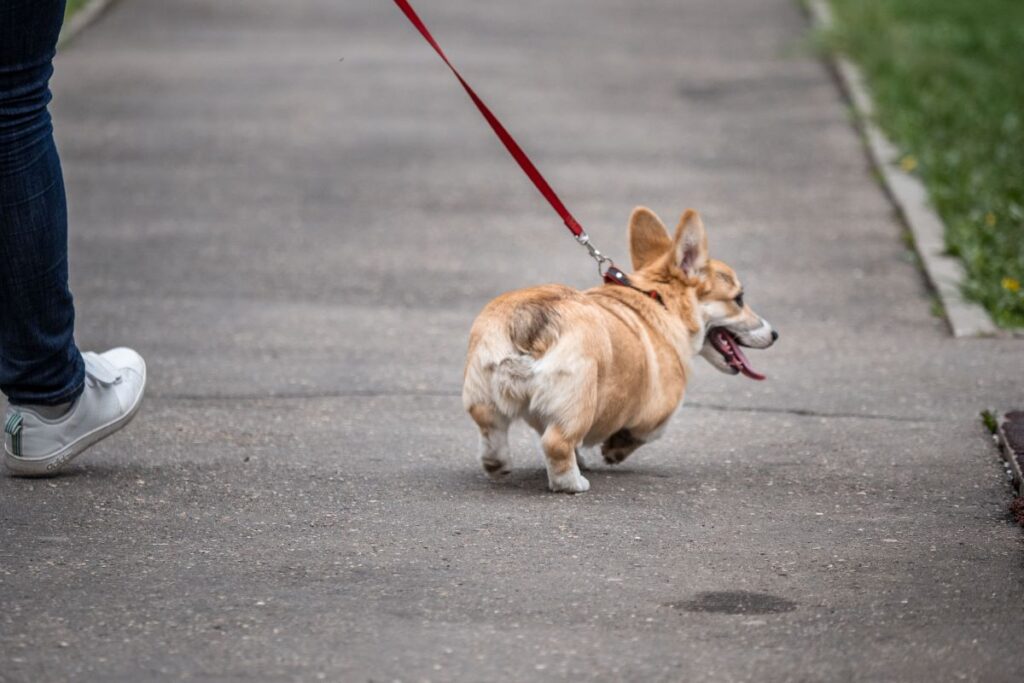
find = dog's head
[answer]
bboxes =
[628,206,777,379]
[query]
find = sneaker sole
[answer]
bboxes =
[4,371,147,477]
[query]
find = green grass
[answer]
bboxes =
[826,0,1024,328]
[65,0,89,19]
[981,409,998,434]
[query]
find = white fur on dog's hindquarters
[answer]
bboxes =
[547,465,590,493]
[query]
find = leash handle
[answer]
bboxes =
[392,0,587,241]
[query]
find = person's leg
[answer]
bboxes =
[1,1,147,476]
[0,0,85,407]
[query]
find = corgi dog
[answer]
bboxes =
[462,207,777,493]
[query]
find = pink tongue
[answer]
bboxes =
[715,329,766,381]
[729,339,765,381]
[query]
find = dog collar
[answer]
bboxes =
[603,265,666,308]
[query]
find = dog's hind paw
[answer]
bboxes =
[481,456,512,480]
[548,470,590,494]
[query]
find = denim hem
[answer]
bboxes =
[6,376,84,406]
[7,378,84,405]
[26,376,84,406]
[2,349,85,406]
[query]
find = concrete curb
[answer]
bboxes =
[805,0,999,338]
[58,0,118,48]
[996,412,1024,495]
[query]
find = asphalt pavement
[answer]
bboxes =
[2,0,1023,681]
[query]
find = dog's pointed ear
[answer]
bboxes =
[629,206,672,270]
[673,209,708,278]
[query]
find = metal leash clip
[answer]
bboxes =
[575,232,614,277]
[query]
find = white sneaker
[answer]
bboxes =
[3,348,146,477]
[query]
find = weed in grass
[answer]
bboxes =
[980,409,998,434]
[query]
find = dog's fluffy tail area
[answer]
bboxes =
[491,354,535,416]
[463,339,536,421]
[465,295,566,420]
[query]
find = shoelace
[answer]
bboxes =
[82,352,123,386]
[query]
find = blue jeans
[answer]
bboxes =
[0,0,85,406]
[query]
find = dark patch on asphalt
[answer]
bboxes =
[669,591,797,615]
[677,74,820,103]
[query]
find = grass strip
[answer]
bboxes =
[825,0,1024,327]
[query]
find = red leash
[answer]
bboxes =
[392,0,666,305]
[391,0,613,274]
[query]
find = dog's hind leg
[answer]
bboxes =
[468,404,512,479]
[574,447,591,471]
[541,425,590,493]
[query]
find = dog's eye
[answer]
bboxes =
[734,293,744,308]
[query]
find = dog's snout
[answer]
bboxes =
[771,329,779,342]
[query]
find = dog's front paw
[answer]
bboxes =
[548,470,590,494]
[602,447,630,465]
[601,429,643,465]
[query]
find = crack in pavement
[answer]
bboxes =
[686,401,942,423]
[147,391,939,423]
